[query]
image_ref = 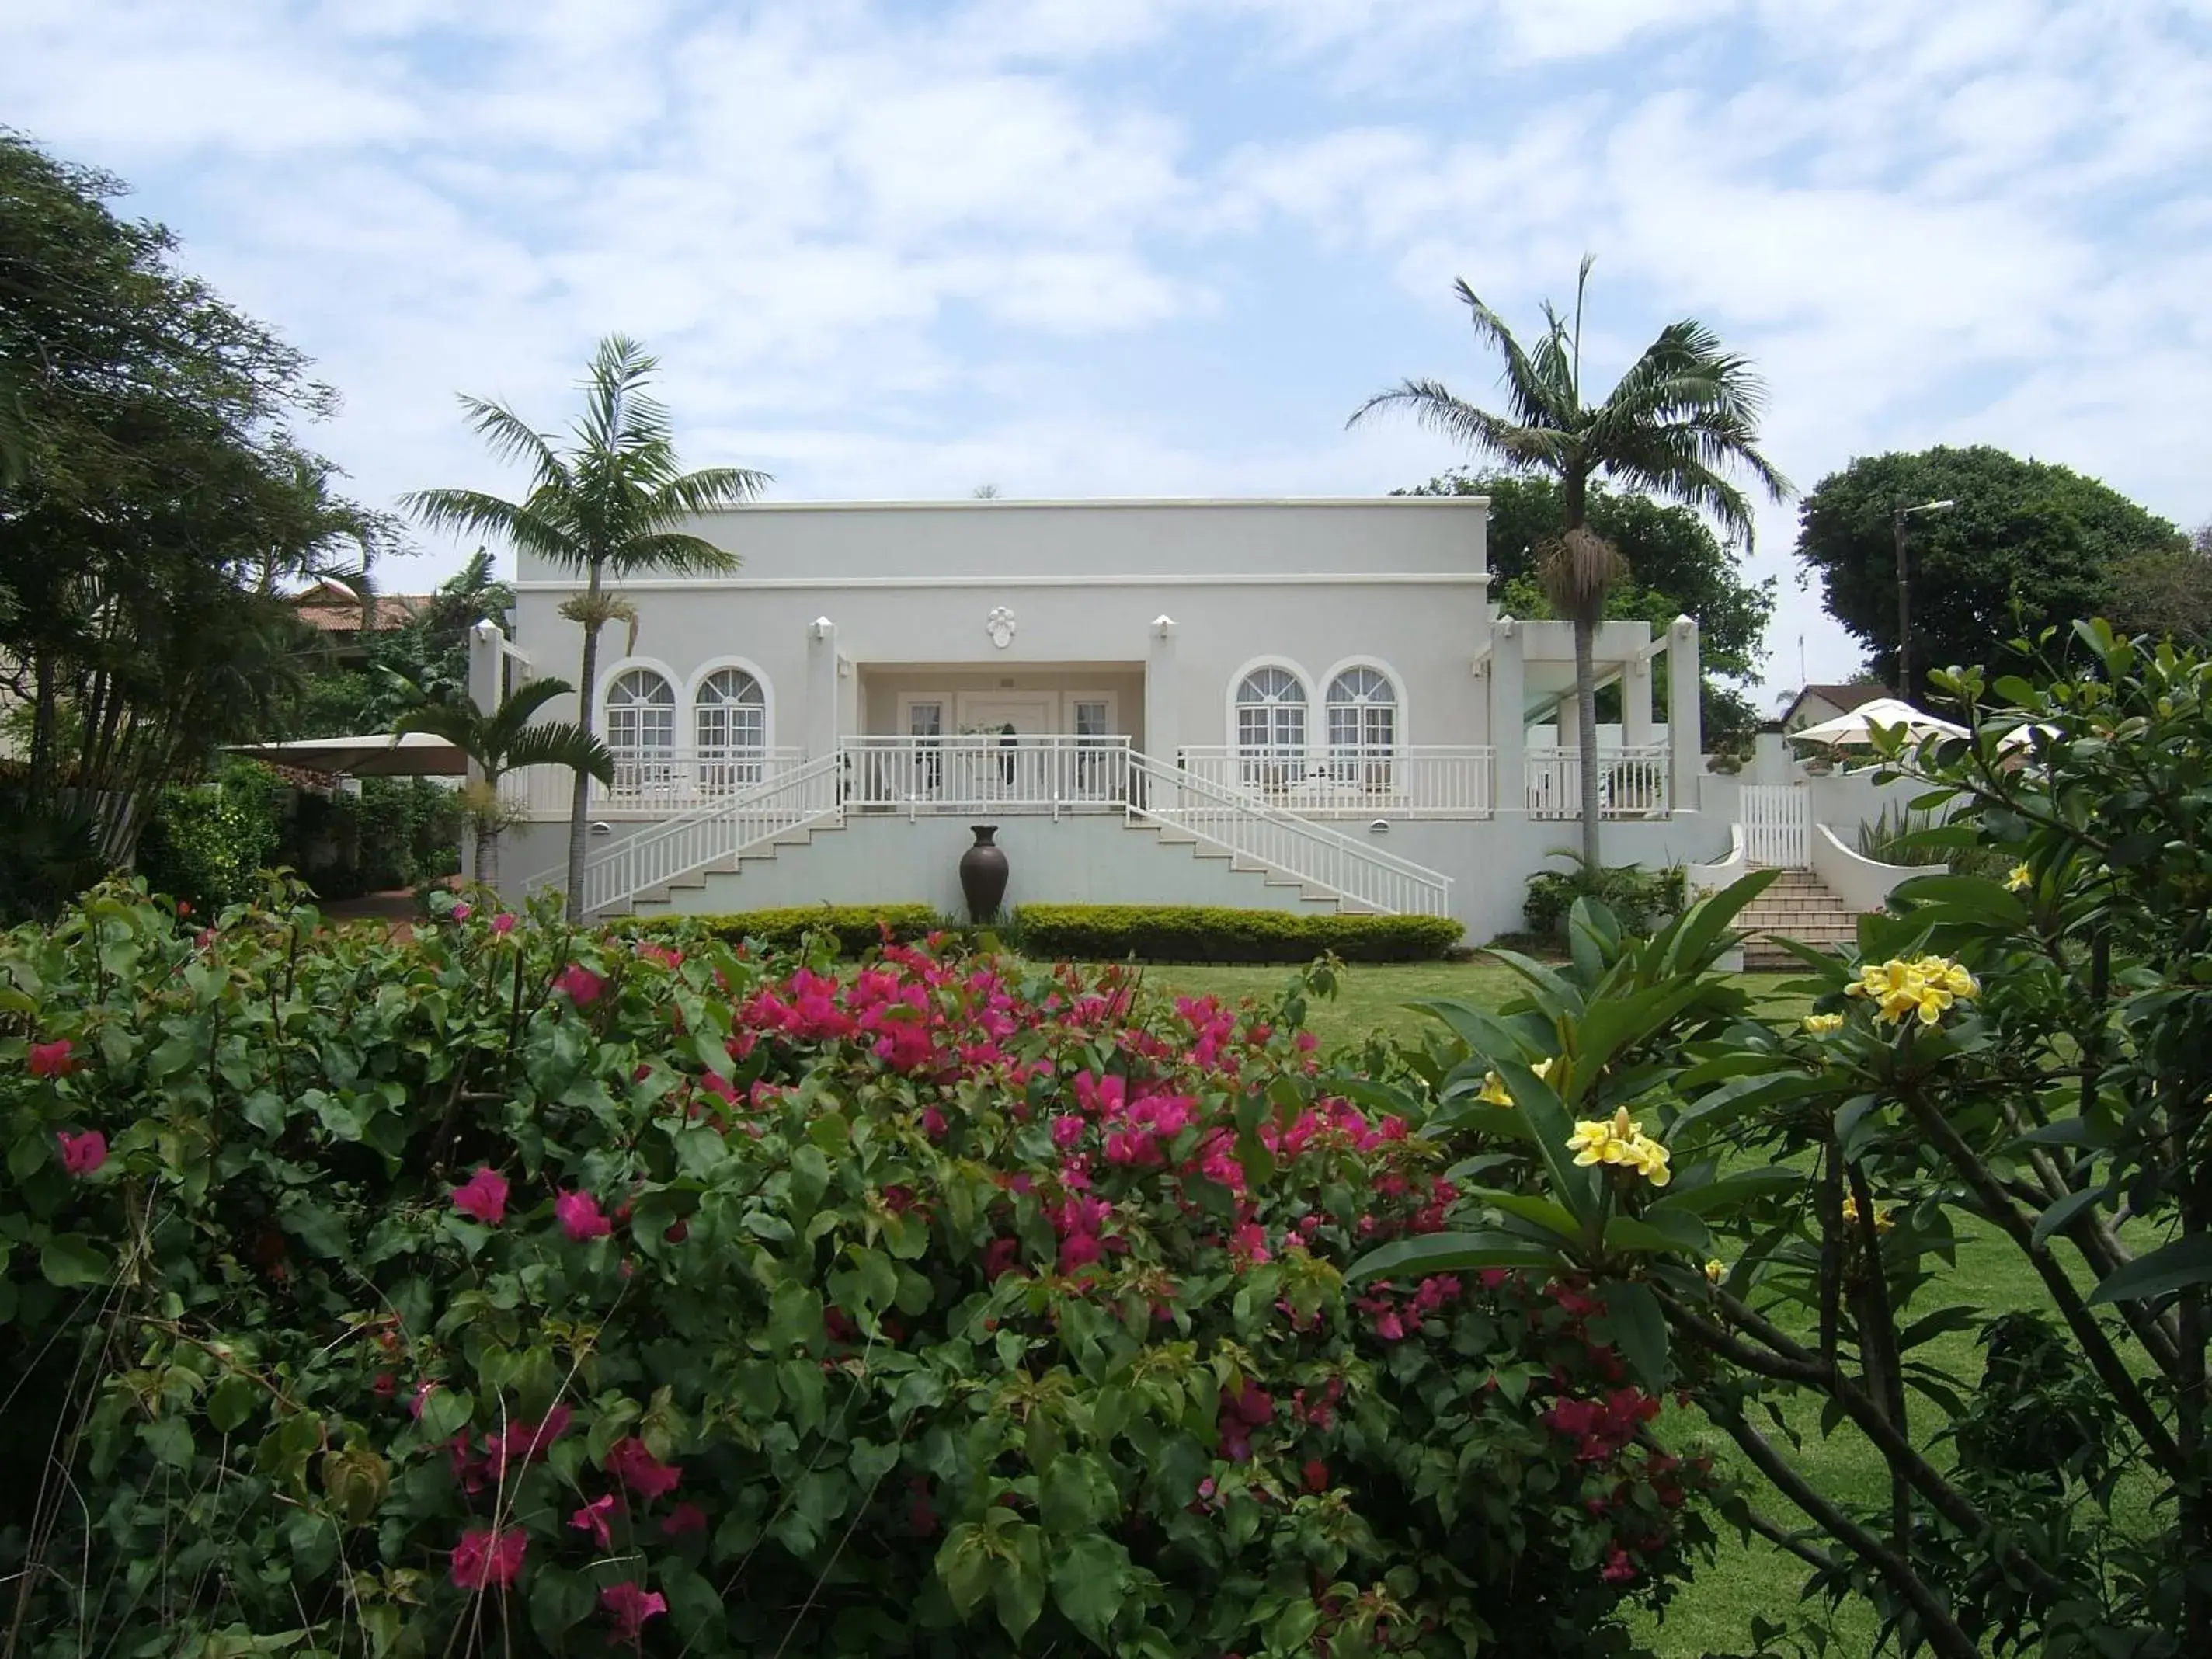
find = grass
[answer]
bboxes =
[1132,957,2039,1659]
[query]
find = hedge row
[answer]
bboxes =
[1017,903,1464,963]
[628,903,939,955]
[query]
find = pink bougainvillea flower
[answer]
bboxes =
[1303,1459,1330,1492]
[661,1501,708,1537]
[486,1404,572,1476]
[29,1039,74,1079]
[450,902,472,922]
[982,1237,1021,1281]
[451,1167,509,1226]
[555,964,605,1005]
[56,1129,106,1176]
[569,1492,618,1549]
[491,913,516,935]
[371,1372,397,1399]
[604,1436,681,1499]
[1601,1546,1638,1584]
[919,1106,948,1139]
[600,1582,666,1640]
[555,1190,613,1241]
[449,1526,526,1590]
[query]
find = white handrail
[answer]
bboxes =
[843,735,1129,816]
[1525,743,1671,819]
[1126,752,1452,916]
[503,747,806,819]
[523,753,843,915]
[1176,745,1494,817]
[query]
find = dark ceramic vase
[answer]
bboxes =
[958,824,1009,923]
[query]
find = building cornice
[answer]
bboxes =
[514,571,1491,593]
[676,496,1490,514]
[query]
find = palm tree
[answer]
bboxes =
[1351,259,1789,868]
[391,677,613,889]
[402,336,768,917]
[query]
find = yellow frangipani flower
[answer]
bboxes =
[1841,1194,1896,1233]
[1704,1259,1725,1285]
[1532,1057,1556,1082]
[1845,955,1980,1027]
[1564,1107,1671,1187]
[2005,863,2033,892]
[1803,1012,1845,1035]
[1475,1071,1513,1107]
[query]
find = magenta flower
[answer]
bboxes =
[485,1404,572,1476]
[603,1436,681,1499]
[449,1526,526,1590]
[29,1039,74,1079]
[556,964,606,1005]
[569,1492,618,1549]
[57,1129,106,1176]
[920,1106,948,1139]
[491,913,516,935]
[660,1501,707,1537]
[600,1581,666,1640]
[450,902,473,922]
[555,1190,612,1241]
[451,1167,509,1226]
[1049,1115,1084,1149]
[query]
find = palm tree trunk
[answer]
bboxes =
[564,562,604,921]
[475,817,499,892]
[1574,612,1602,870]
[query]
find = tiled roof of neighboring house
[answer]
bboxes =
[290,583,433,635]
[1780,682,1894,727]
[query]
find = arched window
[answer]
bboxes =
[1327,666,1398,788]
[694,668,767,792]
[605,668,676,794]
[1235,666,1308,791]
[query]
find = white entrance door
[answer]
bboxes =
[955,693,1056,734]
[1742,784,1811,868]
[954,694,1055,803]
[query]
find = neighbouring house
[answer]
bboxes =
[474,496,1735,941]
[290,579,435,666]
[1779,682,1894,735]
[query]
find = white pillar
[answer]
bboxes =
[806,617,839,763]
[462,623,503,883]
[1668,615,1702,811]
[1623,649,1655,747]
[1489,617,1525,816]
[1144,616,1178,762]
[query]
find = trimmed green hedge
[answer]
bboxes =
[1017,903,1463,963]
[628,903,939,955]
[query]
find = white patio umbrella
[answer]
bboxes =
[224,732,466,777]
[1790,697,1967,747]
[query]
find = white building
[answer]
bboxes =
[479,496,1730,941]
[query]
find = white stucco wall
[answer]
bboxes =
[506,499,1494,757]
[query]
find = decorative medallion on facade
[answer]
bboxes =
[986,607,1017,649]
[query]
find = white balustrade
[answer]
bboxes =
[1126,754,1452,918]
[1177,746,1496,818]
[841,735,1131,816]
[501,747,805,820]
[1524,744,1671,819]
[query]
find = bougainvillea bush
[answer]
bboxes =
[0,882,1717,1657]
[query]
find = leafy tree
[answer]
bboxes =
[1793,445,2184,701]
[0,130,363,910]
[2100,525,2212,648]
[404,337,767,919]
[1353,260,1787,867]
[389,676,610,886]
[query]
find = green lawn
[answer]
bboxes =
[1134,958,2030,1659]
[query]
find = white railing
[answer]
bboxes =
[526,753,842,916]
[1525,744,1671,819]
[1177,746,1495,817]
[1743,784,1811,868]
[502,748,806,820]
[842,735,1130,816]
[1127,753,1452,917]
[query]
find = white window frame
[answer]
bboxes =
[1228,660,1312,794]
[1323,663,1401,791]
[601,663,679,795]
[693,664,769,793]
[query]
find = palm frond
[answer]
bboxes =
[657,465,771,514]
[401,489,580,565]
[455,396,565,489]
[609,530,740,579]
[1450,280,1574,430]
[1347,381,1570,469]
[482,676,576,749]
[506,721,614,783]
[390,701,479,753]
[1602,434,1762,545]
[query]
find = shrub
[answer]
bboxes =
[134,757,287,912]
[1,881,1713,1657]
[628,902,940,955]
[1856,798,2006,879]
[1522,859,1684,941]
[1016,903,1463,963]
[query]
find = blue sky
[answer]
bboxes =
[5,0,2209,704]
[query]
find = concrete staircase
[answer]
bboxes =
[1125,819,1372,913]
[1738,870,1857,970]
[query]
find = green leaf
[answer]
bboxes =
[1349,1230,1562,1283]
[994,1526,1047,1641]
[280,1202,350,1260]
[529,1565,596,1646]
[1473,1189,1585,1244]
[2089,1235,2212,1305]
[416,1386,472,1445]
[206,1376,259,1435]
[40,1233,111,1288]
[284,1510,338,1581]
[1050,1534,1132,1645]
[141,1415,195,1469]
[936,1524,995,1617]
[1599,1281,1668,1392]
[1896,1305,1982,1353]
[1039,1453,1115,1535]
[1605,1211,1711,1256]
[2029,1187,2106,1250]
[1890,872,2028,926]
[1663,870,1779,973]
[1650,1167,1801,1218]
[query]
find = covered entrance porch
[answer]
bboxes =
[847,663,1144,813]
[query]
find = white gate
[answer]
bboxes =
[1742,784,1810,868]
